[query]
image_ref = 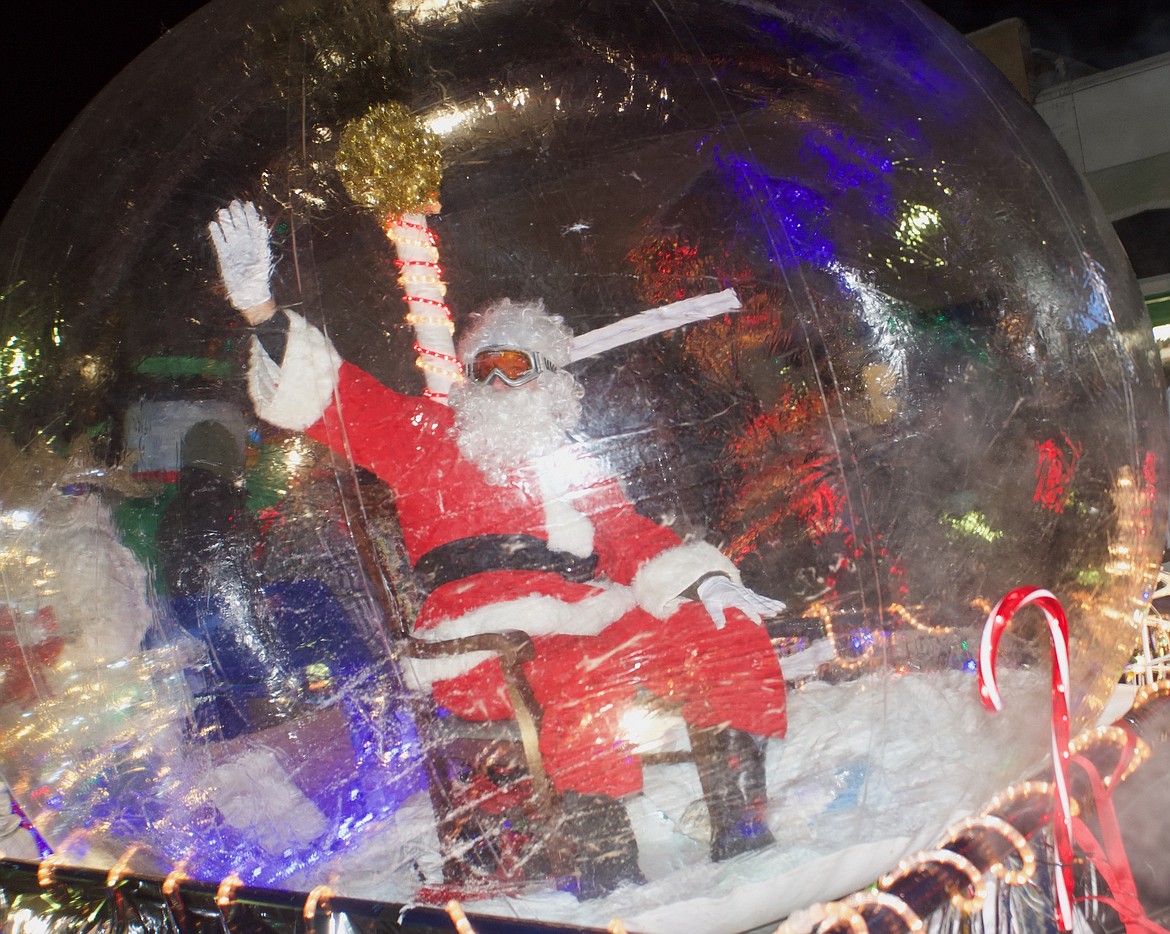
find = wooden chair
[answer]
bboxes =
[338,476,568,883]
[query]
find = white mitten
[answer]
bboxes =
[697,575,787,629]
[208,200,274,311]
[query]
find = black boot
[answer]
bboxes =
[688,725,775,862]
[558,791,646,900]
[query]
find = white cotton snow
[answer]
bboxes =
[283,667,1049,934]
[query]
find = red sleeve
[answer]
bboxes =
[571,475,684,585]
[302,361,453,486]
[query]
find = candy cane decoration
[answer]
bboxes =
[386,212,460,399]
[336,103,459,401]
[978,587,1074,931]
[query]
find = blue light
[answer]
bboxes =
[715,150,835,268]
[714,122,898,274]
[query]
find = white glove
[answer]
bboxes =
[697,575,787,629]
[208,200,274,311]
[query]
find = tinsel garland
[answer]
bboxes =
[335,101,443,221]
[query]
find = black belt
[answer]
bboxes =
[414,534,600,593]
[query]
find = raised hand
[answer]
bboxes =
[208,200,275,322]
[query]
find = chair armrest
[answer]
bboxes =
[402,629,536,665]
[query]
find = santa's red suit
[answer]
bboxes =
[249,311,787,797]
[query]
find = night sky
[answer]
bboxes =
[1,0,1168,215]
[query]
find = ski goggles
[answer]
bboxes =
[464,347,558,387]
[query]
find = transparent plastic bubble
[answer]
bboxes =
[0,0,1166,930]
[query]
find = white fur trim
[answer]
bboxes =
[535,458,595,558]
[402,587,638,689]
[399,650,499,691]
[631,540,740,618]
[543,496,595,557]
[420,585,638,643]
[248,310,342,431]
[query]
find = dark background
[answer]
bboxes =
[2,0,1170,218]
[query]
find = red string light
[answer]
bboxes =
[395,258,442,272]
[411,343,460,365]
[405,295,450,311]
[392,219,438,244]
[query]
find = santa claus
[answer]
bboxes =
[209,200,796,897]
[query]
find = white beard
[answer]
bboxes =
[449,370,584,485]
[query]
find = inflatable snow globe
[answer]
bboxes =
[0,0,1165,930]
